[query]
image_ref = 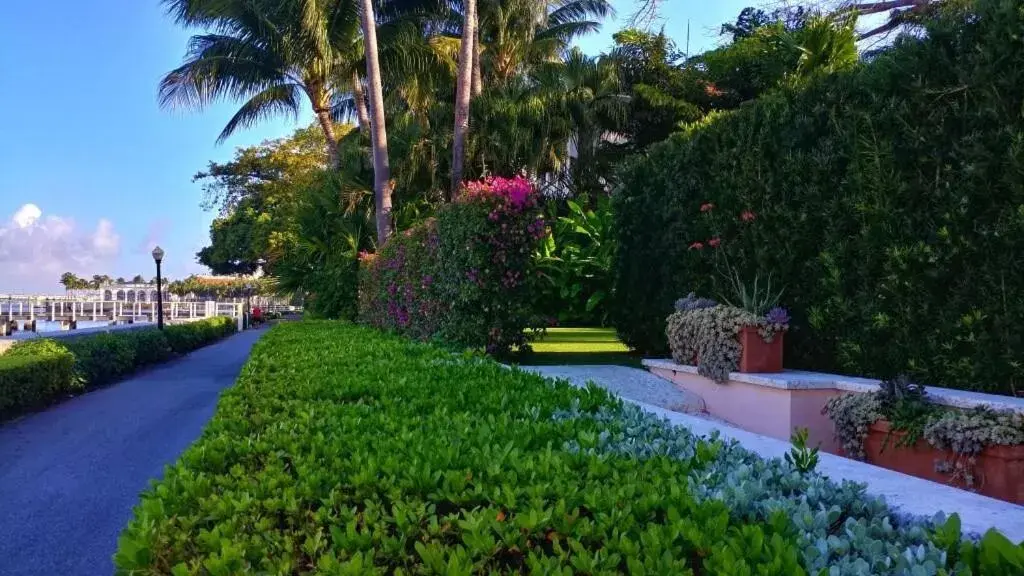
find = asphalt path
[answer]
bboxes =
[0,328,264,576]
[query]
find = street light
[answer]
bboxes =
[152,246,165,330]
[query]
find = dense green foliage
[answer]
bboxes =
[535,193,616,326]
[359,177,546,354]
[115,322,1024,574]
[1,317,237,420]
[163,317,239,355]
[0,343,77,421]
[613,0,1024,395]
[273,173,372,320]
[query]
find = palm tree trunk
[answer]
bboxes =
[451,0,478,197]
[314,106,341,168]
[352,71,371,133]
[471,31,482,97]
[359,0,394,245]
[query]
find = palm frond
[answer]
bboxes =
[218,83,303,143]
[159,33,293,110]
[546,0,613,27]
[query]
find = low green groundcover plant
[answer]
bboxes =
[116,322,1022,575]
[0,316,237,421]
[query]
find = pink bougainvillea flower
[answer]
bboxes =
[741,210,756,222]
[700,203,714,213]
[689,241,704,250]
[708,237,721,248]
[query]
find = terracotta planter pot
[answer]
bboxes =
[737,326,784,373]
[864,420,1024,504]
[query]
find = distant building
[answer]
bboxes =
[82,282,172,303]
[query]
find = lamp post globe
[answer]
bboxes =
[152,246,165,330]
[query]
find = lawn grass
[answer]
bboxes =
[521,327,642,367]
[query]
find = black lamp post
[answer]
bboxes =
[152,246,165,330]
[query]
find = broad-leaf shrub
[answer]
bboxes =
[613,0,1024,394]
[0,343,77,420]
[115,322,1023,575]
[114,322,804,574]
[359,176,546,354]
[534,193,616,327]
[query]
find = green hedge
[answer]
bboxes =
[164,316,238,354]
[613,0,1024,394]
[0,345,77,420]
[1,317,238,421]
[115,322,1023,574]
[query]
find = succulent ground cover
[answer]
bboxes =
[115,322,1022,575]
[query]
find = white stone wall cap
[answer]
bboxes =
[642,358,1024,413]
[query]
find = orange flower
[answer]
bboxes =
[708,237,721,248]
[741,210,756,222]
[700,203,715,213]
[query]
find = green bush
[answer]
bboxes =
[63,332,140,387]
[114,322,1023,574]
[613,0,1024,394]
[534,193,616,327]
[359,176,547,355]
[0,345,77,420]
[164,316,237,354]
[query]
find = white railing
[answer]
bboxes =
[0,299,246,332]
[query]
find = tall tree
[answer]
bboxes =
[159,0,361,167]
[358,0,395,243]
[450,0,478,194]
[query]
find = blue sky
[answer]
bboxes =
[0,0,749,294]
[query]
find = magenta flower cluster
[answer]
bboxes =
[358,176,547,355]
[461,175,535,210]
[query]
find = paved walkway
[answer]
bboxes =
[0,329,264,576]
[521,364,712,416]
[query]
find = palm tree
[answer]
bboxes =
[160,0,361,167]
[357,0,395,243]
[450,0,478,193]
[445,0,611,189]
[59,272,78,295]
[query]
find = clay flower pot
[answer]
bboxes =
[737,326,784,373]
[864,420,1024,504]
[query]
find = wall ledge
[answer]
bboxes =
[643,359,1024,414]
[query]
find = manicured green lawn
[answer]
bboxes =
[522,327,642,367]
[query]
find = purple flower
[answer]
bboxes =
[765,306,790,325]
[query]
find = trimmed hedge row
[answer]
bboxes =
[0,346,77,421]
[0,316,237,421]
[359,176,546,355]
[115,322,1023,574]
[613,0,1024,394]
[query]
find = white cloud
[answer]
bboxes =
[0,204,121,293]
[13,204,42,228]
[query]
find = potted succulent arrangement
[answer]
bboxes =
[823,376,1024,504]
[665,284,790,383]
[671,202,791,382]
